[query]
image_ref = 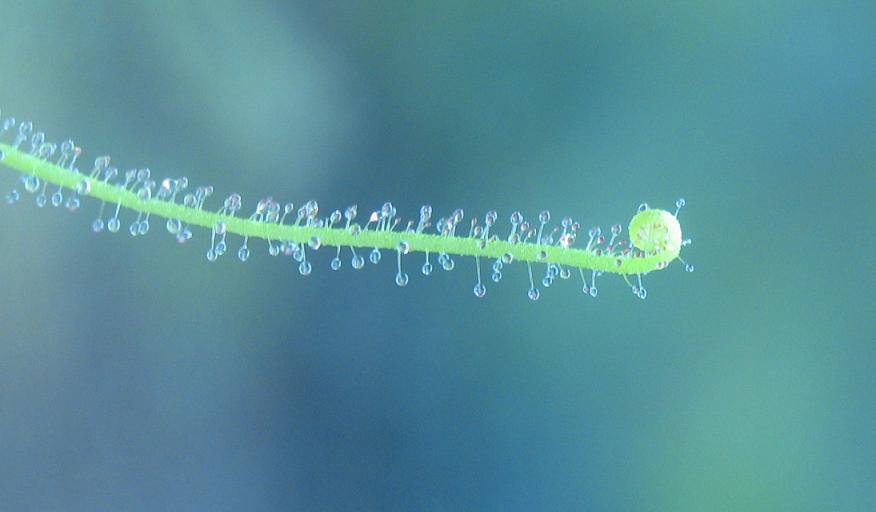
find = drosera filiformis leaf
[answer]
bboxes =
[0,109,694,300]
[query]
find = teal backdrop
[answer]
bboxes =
[0,2,874,510]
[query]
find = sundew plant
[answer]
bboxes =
[0,110,693,302]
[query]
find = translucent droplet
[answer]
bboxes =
[369,248,382,264]
[528,288,540,301]
[166,218,181,234]
[238,246,250,262]
[491,271,502,282]
[268,243,280,256]
[638,203,649,212]
[107,217,120,233]
[352,254,365,269]
[92,219,105,232]
[309,236,321,250]
[35,194,47,208]
[441,257,455,271]
[676,198,686,209]
[473,283,486,297]
[51,191,63,207]
[589,286,598,298]
[138,220,150,235]
[129,222,139,236]
[501,252,513,264]
[299,261,312,276]
[542,276,552,287]
[75,179,92,196]
[398,240,410,254]
[330,257,342,270]
[685,263,695,272]
[24,175,40,193]
[611,224,622,236]
[18,121,32,136]
[206,249,217,262]
[559,268,571,279]
[638,288,647,299]
[66,196,80,212]
[5,190,20,204]
[421,262,433,275]
[395,272,409,287]
[175,228,190,244]
[215,240,226,255]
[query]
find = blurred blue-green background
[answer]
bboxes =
[1,1,874,510]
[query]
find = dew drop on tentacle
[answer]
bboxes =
[369,248,382,264]
[395,243,409,287]
[24,175,40,193]
[75,179,91,196]
[166,218,181,235]
[176,227,192,244]
[589,269,599,297]
[237,246,250,262]
[331,257,342,271]
[352,254,365,270]
[528,288,540,301]
[65,195,80,212]
[421,262,432,276]
[299,260,312,276]
[105,217,119,233]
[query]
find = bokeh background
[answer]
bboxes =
[1,1,874,510]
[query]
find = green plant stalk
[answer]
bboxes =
[0,142,681,275]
